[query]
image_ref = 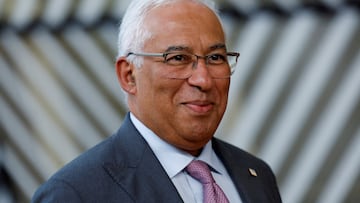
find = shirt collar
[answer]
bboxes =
[130,113,226,178]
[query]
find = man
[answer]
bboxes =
[32,0,282,202]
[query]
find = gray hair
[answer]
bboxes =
[117,0,222,68]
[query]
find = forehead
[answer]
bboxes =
[142,1,225,51]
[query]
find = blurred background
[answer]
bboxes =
[0,0,359,202]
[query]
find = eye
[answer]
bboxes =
[207,53,227,64]
[165,52,193,65]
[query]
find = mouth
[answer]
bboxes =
[182,101,214,114]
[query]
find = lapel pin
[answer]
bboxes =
[249,168,257,177]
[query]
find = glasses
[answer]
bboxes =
[127,51,240,79]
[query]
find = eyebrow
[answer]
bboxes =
[209,43,226,51]
[164,46,191,52]
[164,43,227,53]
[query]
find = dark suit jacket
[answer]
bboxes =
[32,113,281,202]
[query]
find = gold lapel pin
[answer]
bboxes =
[249,168,257,177]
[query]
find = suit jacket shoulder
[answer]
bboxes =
[32,113,183,203]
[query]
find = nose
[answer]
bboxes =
[187,58,213,91]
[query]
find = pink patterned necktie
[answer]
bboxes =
[186,160,230,203]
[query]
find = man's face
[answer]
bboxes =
[126,2,230,155]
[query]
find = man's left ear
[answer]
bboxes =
[115,57,137,94]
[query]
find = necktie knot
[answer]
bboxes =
[185,160,230,203]
[186,160,214,184]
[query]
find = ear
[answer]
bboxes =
[115,57,137,95]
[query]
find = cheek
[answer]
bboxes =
[137,72,180,110]
[212,78,230,95]
[216,82,230,112]
[220,81,230,97]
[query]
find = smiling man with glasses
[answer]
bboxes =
[32,0,281,202]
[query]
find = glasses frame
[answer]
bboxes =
[127,51,240,79]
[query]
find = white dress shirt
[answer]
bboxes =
[130,113,242,203]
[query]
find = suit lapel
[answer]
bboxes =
[213,138,274,203]
[103,114,183,203]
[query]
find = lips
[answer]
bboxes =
[183,101,214,114]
